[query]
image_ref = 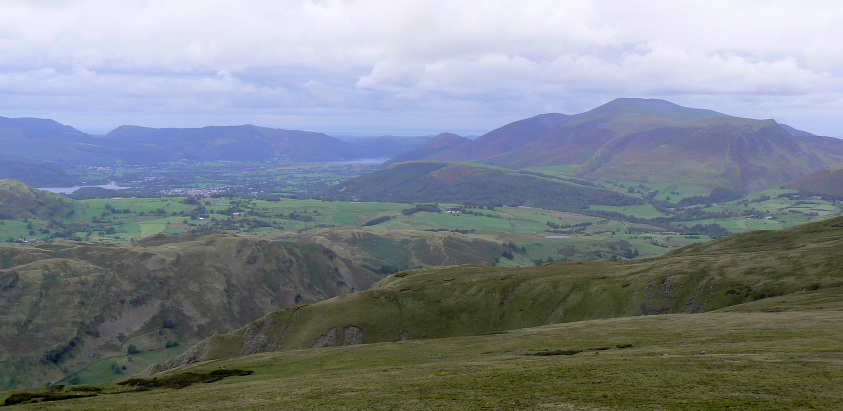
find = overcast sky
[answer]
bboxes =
[2,0,842,137]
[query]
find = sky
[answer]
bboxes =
[1,0,842,137]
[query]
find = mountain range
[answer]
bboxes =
[0,116,429,168]
[2,99,843,195]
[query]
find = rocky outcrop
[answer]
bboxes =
[137,338,211,378]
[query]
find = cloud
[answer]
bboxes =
[0,0,841,136]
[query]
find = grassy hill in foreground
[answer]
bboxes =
[141,215,843,379]
[333,161,642,211]
[0,233,379,389]
[5,282,841,408]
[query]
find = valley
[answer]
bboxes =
[5,1,843,407]
[1,98,842,406]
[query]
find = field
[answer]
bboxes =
[67,345,189,385]
[3,160,842,268]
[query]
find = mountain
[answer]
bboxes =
[386,99,843,194]
[787,163,843,197]
[388,114,571,165]
[0,180,75,220]
[0,116,119,165]
[381,133,471,166]
[0,232,380,389]
[0,116,88,142]
[144,215,843,377]
[332,161,642,211]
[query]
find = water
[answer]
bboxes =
[37,183,130,194]
[544,235,572,239]
[316,158,389,165]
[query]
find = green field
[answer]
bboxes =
[3,176,843,267]
[67,345,189,385]
[5,190,840,264]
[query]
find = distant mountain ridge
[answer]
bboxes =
[0,117,428,167]
[385,98,843,194]
[382,133,471,166]
[3,99,842,193]
[104,124,371,163]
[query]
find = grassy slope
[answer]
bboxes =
[0,179,75,220]
[148,216,843,372]
[280,228,508,271]
[2,217,842,408]
[4,289,841,409]
[0,233,379,389]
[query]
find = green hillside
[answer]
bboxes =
[281,228,510,273]
[32,307,840,409]
[333,161,642,211]
[144,215,843,373]
[0,179,75,220]
[0,233,379,389]
[5,218,841,409]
